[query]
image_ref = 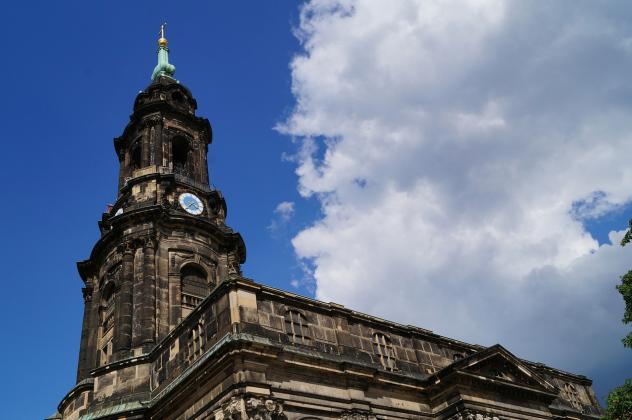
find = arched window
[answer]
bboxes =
[130,140,142,171]
[98,283,116,366]
[181,265,208,318]
[285,310,310,344]
[172,137,189,175]
[372,333,396,371]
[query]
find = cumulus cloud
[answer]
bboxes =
[279,0,632,386]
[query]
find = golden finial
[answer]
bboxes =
[158,22,168,47]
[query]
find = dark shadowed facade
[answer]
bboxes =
[50,34,603,420]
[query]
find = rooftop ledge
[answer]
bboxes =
[123,165,213,193]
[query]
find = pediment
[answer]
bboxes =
[451,345,557,394]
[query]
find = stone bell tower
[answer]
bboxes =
[74,26,246,382]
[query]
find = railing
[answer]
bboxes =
[174,173,212,192]
[125,166,213,192]
[172,164,188,177]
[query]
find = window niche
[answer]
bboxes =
[129,140,142,172]
[372,333,397,371]
[186,320,205,363]
[98,282,116,366]
[285,310,310,344]
[180,264,209,318]
[563,383,583,411]
[171,136,189,176]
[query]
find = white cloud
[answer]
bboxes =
[268,201,296,231]
[275,201,296,221]
[279,0,632,386]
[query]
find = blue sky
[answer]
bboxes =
[0,1,631,418]
[0,2,312,417]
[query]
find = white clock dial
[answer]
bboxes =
[114,208,123,217]
[179,193,204,215]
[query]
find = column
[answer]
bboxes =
[76,285,93,382]
[132,245,144,348]
[114,245,134,352]
[154,120,163,167]
[142,238,156,344]
[142,128,150,167]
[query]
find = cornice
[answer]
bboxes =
[56,378,94,415]
[79,205,246,279]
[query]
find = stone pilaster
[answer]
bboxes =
[76,285,93,382]
[114,244,134,352]
[154,120,164,167]
[142,238,156,344]
[132,245,144,348]
[142,127,150,167]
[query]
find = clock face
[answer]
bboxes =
[114,208,123,217]
[179,193,204,215]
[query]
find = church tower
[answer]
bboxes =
[75,26,246,382]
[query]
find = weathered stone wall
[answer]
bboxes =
[59,387,91,420]
[57,278,602,420]
[236,284,600,416]
[250,296,469,376]
[151,292,232,391]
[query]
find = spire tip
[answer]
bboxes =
[158,22,168,47]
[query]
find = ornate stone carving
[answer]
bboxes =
[245,397,283,420]
[447,410,500,420]
[227,259,241,278]
[141,235,157,249]
[142,114,163,128]
[216,396,245,420]
[340,410,376,420]
[215,397,283,420]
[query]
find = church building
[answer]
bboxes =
[50,30,603,420]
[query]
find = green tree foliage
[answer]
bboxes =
[603,222,632,418]
[603,379,632,420]
[619,221,632,348]
[619,269,632,348]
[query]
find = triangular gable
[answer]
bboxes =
[437,344,557,394]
